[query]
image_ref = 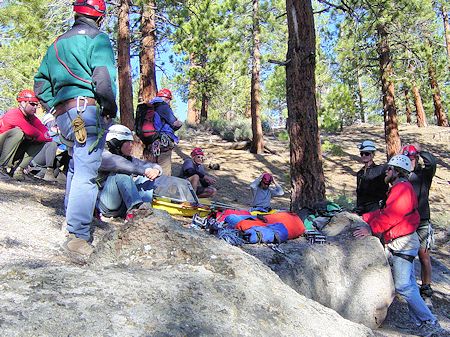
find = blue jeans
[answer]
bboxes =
[98,173,143,217]
[56,105,107,241]
[98,174,156,218]
[389,253,436,324]
[134,175,155,202]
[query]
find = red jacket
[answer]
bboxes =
[0,108,51,143]
[362,180,419,243]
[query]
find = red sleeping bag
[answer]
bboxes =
[216,209,251,222]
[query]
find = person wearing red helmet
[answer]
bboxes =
[179,147,216,198]
[143,88,183,176]
[0,90,52,180]
[249,172,284,212]
[34,0,117,258]
[402,143,437,304]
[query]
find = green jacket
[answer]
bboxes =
[34,16,117,117]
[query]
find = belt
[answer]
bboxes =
[53,97,96,118]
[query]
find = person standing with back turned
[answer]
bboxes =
[34,0,117,258]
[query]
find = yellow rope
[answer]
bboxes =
[72,115,87,145]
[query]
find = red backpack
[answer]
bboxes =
[135,102,158,144]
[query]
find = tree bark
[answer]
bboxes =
[286,0,325,211]
[357,71,365,123]
[427,45,449,127]
[403,87,412,124]
[139,1,157,103]
[200,93,208,123]
[410,80,427,127]
[377,24,400,159]
[117,0,134,130]
[442,5,450,72]
[187,54,200,125]
[250,0,264,154]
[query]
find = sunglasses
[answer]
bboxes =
[195,155,204,160]
[387,166,394,172]
[28,102,39,107]
[360,152,372,157]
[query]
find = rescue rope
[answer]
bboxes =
[72,115,87,145]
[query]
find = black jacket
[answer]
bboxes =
[409,151,436,221]
[356,162,389,215]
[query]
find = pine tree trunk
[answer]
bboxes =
[427,50,449,126]
[187,55,200,125]
[357,71,365,123]
[377,24,400,159]
[139,1,157,102]
[404,87,412,124]
[442,5,450,71]
[250,0,264,154]
[286,0,325,211]
[200,94,208,123]
[411,83,427,127]
[117,0,134,130]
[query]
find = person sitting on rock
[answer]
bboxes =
[27,112,70,182]
[353,155,440,334]
[249,172,284,212]
[0,89,52,180]
[354,140,388,215]
[97,124,162,221]
[179,147,217,198]
[402,143,437,303]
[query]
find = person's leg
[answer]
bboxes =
[417,222,433,297]
[0,128,24,169]
[187,174,200,192]
[99,173,143,215]
[11,141,45,180]
[157,148,172,176]
[197,186,217,198]
[56,105,106,243]
[135,175,155,202]
[390,254,436,324]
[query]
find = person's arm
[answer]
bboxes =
[100,151,145,176]
[91,33,117,118]
[155,103,180,128]
[269,177,284,196]
[250,175,262,190]
[362,182,415,235]
[419,151,437,180]
[4,112,50,142]
[133,157,163,180]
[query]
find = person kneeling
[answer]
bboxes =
[179,147,216,198]
[249,172,284,212]
[97,124,162,221]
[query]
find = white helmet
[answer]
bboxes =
[388,155,412,173]
[358,140,377,152]
[106,124,134,142]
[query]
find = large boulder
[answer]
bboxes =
[244,211,395,329]
[0,210,373,337]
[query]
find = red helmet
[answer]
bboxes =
[156,88,173,100]
[401,145,418,157]
[191,147,204,157]
[261,173,273,184]
[73,0,106,17]
[17,89,39,103]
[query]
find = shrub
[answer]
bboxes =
[205,118,252,142]
[277,130,289,141]
[321,140,345,156]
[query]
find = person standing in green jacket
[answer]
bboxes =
[34,0,117,259]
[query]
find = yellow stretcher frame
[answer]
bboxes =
[152,198,210,217]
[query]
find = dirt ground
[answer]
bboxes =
[0,123,449,336]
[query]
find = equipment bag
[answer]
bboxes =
[135,102,159,144]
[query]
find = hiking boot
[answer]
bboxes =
[43,168,57,182]
[63,236,94,256]
[12,168,26,181]
[420,284,434,298]
[124,203,153,225]
[0,166,11,180]
[416,320,442,337]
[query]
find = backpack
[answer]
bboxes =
[135,102,159,145]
